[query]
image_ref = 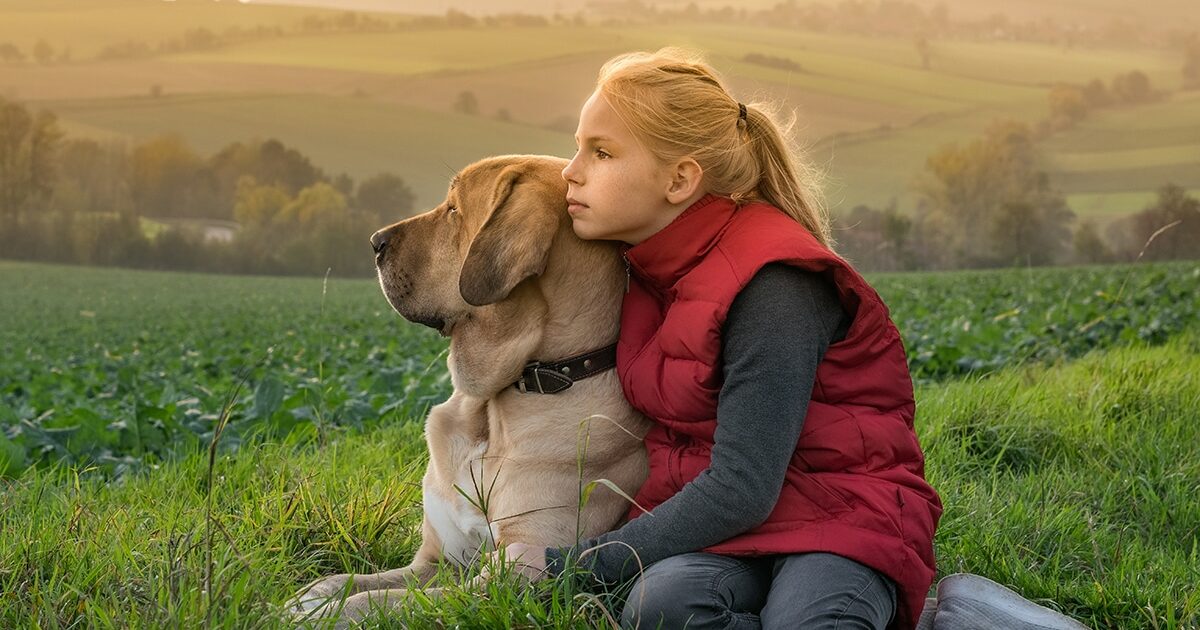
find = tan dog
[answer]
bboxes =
[287,155,650,626]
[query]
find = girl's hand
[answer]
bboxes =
[482,542,550,583]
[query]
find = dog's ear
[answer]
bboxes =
[459,165,562,306]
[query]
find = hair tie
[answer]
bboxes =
[737,102,747,123]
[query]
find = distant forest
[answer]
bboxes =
[1,95,1196,277]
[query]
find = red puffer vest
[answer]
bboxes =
[616,194,941,630]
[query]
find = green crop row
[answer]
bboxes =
[1,259,1197,479]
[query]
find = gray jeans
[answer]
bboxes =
[619,552,897,630]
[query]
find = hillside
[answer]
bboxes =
[1,1,1197,218]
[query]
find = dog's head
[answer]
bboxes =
[371,155,572,337]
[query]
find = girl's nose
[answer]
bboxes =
[562,155,581,184]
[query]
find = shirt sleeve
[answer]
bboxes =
[544,262,850,584]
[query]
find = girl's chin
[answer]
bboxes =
[570,217,619,242]
[569,217,596,239]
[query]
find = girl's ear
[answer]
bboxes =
[665,157,704,204]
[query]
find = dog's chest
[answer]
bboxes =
[424,439,497,566]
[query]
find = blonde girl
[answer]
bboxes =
[494,48,1084,630]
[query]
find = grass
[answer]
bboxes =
[1,334,1197,627]
[1066,190,1200,221]
[1040,91,1200,154]
[921,333,1200,629]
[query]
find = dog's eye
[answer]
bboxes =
[447,205,458,216]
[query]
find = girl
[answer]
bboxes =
[492,48,1084,630]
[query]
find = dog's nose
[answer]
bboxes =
[371,230,389,255]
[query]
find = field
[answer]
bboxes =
[3,2,1198,218]
[2,2,1200,627]
[1,260,1199,628]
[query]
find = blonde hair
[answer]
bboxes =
[594,47,833,248]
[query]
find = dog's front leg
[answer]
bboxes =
[287,519,443,618]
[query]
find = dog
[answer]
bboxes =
[286,155,651,626]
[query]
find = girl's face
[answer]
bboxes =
[561,90,683,245]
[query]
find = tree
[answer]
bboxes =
[336,11,359,29]
[355,172,416,222]
[232,175,289,226]
[916,119,1074,268]
[987,188,1075,267]
[130,134,210,218]
[453,91,479,116]
[277,181,347,226]
[1081,78,1111,107]
[1112,184,1200,261]
[1047,84,1088,127]
[52,138,133,216]
[832,202,916,271]
[1184,35,1200,90]
[1073,220,1113,264]
[32,39,53,65]
[267,182,378,276]
[0,97,63,218]
[1111,70,1153,104]
[331,172,355,199]
[182,27,218,50]
[445,9,478,28]
[914,36,931,70]
[208,138,327,211]
[0,43,24,63]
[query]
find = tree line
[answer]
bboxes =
[0,96,415,277]
[597,1,1197,50]
[832,119,1199,271]
[0,10,578,66]
[1046,70,1163,132]
[1,96,1195,277]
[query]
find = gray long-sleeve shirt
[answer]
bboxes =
[544,262,852,583]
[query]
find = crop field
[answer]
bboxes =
[1,260,1198,628]
[3,259,1197,476]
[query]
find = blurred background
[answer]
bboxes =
[1,0,1197,276]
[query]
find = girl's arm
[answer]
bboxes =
[545,262,850,584]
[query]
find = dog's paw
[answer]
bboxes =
[286,573,355,615]
[287,602,337,630]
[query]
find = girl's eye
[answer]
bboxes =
[595,149,611,159]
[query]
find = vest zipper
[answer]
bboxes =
[622,253,630,293]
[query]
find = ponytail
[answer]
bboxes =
[740,104,832,248]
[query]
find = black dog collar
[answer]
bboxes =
[512,343,618,394]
